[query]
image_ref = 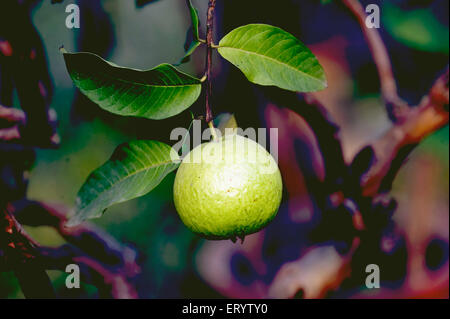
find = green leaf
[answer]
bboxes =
[67,140,180,226]
[63,51,202,120]
[218,24,327,92]
[187,0,200,42]
[179,0,202,64]
[179,40,202,65]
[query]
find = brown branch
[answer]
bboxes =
[342,1,449,196]
[204,0,216,124]
[360,68,449,197]
[1,205,56,298]
[38,244,138,298]
[12,199,141,278]
[342,0,408,121]
[288,67,448,298]
[2,199,140,298]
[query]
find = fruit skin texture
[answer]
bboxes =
[173,134,283,240]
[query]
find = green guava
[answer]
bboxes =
[173,134,282,241]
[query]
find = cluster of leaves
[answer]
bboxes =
[62,0,327,227]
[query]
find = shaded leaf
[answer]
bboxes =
[67,140,180,226]
[187,0,200,42]
[62,51,202,120]
[218,24,327,92]
[179,0,202,64]
[179,35,202,65]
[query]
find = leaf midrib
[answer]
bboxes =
[78,158,180,210]
[74,70,201,89]
[218,45,325,85]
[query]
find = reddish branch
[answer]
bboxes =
[361,69,449,197]
[204,0,216,124]
[275,0,449,299]
[280,68,448,297]
[4,199,140,298]
[342,0,409,121]
[1,205,56,298]
[341,0,449,195]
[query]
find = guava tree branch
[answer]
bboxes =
[13,199,141,273]
[360,68,449,197]
[275,68,448,299]
[0,205,56,298]
[2,199,140,298]
[204,0,216,125]
[342,0,408,122]
[38,245,138,298]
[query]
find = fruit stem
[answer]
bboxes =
[204,0,216,126]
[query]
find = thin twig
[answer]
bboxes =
[342,0,408,121]
[204,0,216,124]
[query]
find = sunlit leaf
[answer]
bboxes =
[67,140,180,226]
[63,51,202,120]
[218,24,327,92]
